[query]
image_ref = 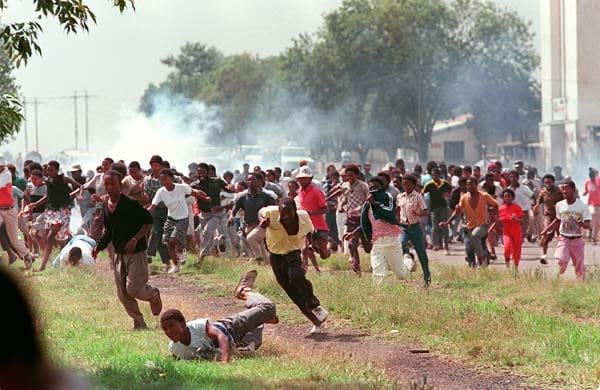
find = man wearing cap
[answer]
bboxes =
[296,165,330,272]
[513,160,526,179]
[0,159,36,268]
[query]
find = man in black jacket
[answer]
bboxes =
[93,170,162,329]
[345,177,415,285]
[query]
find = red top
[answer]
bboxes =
[297,184,329,231]
[585,177,600,206]
[0,169,14,208]
[498,202,524,233]
[368,207,402,241]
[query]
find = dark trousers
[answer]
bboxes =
[219,292,276,349]
[270,250,322,325]
[400,223,431,282]
[325,209,339,246]
[463,227,489,267]
[346,216,372,272]
[431,207,450,247]
[148,206,169,263]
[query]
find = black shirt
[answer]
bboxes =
[422,179,451,209]
[97,194,154,254]
[191,178,228,212]
[234,190,276,224]
[46,174,72,210]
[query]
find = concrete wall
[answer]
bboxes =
[539,0,600,173]
[429,125,479,164]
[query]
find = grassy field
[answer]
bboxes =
[173,254,600,388]
[11,251,600,389]
[19,266,390,390]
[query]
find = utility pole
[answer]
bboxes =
[34,98,39,152]
[23,96,28,154]
[74,91,78,150]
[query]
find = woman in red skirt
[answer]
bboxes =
[489,189,525,269]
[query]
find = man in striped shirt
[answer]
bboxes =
[397,174,431,286]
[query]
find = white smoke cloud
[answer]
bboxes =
[106,93,221,172]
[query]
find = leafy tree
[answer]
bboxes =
[0,0,134,142]
[0,43,20,141]
[280,0,538,162]
[206,53,268,144]
[450,0,540,149]
[139,43,224,115]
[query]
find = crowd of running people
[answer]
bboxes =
[0,154,595,361]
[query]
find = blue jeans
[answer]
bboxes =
[400,223,431,283]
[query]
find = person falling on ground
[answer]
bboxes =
[160,270,278,363]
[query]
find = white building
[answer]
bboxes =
[539,0,600,174]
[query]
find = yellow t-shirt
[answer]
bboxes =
[260,206,314,255]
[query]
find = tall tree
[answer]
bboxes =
[450,0,540,149]
[139,43,224,115]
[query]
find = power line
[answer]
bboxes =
[21,92,99,153]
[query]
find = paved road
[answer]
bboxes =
[426,238,600,280]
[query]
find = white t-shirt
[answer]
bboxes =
[512,185,533,211]
[168,319,216,360]
[152,184,192,220]
[555,198,592,237]
[52,236,96,267]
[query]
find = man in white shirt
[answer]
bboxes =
[540,180,591,280]
[148,168,208,273]
[51,235,96,267]
[160,270,277,362]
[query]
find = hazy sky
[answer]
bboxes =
[1,0,539,158]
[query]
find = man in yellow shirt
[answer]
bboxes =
[259,198,328,334]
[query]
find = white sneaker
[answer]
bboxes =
[309,324,324,334]
[166,264,175,274]
[404,253,417,272]
[178,249,187,264]
[312,306,328,324]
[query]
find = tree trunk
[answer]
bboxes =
[417,137,429,163]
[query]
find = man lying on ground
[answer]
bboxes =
[160,270,278,363]
[51,235,96,267]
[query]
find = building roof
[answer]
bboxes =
[433,113,473,132]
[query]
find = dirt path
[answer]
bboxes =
[98,262,536,390]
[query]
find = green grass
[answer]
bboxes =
[174,254,600,388]
[19,266,390,389]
